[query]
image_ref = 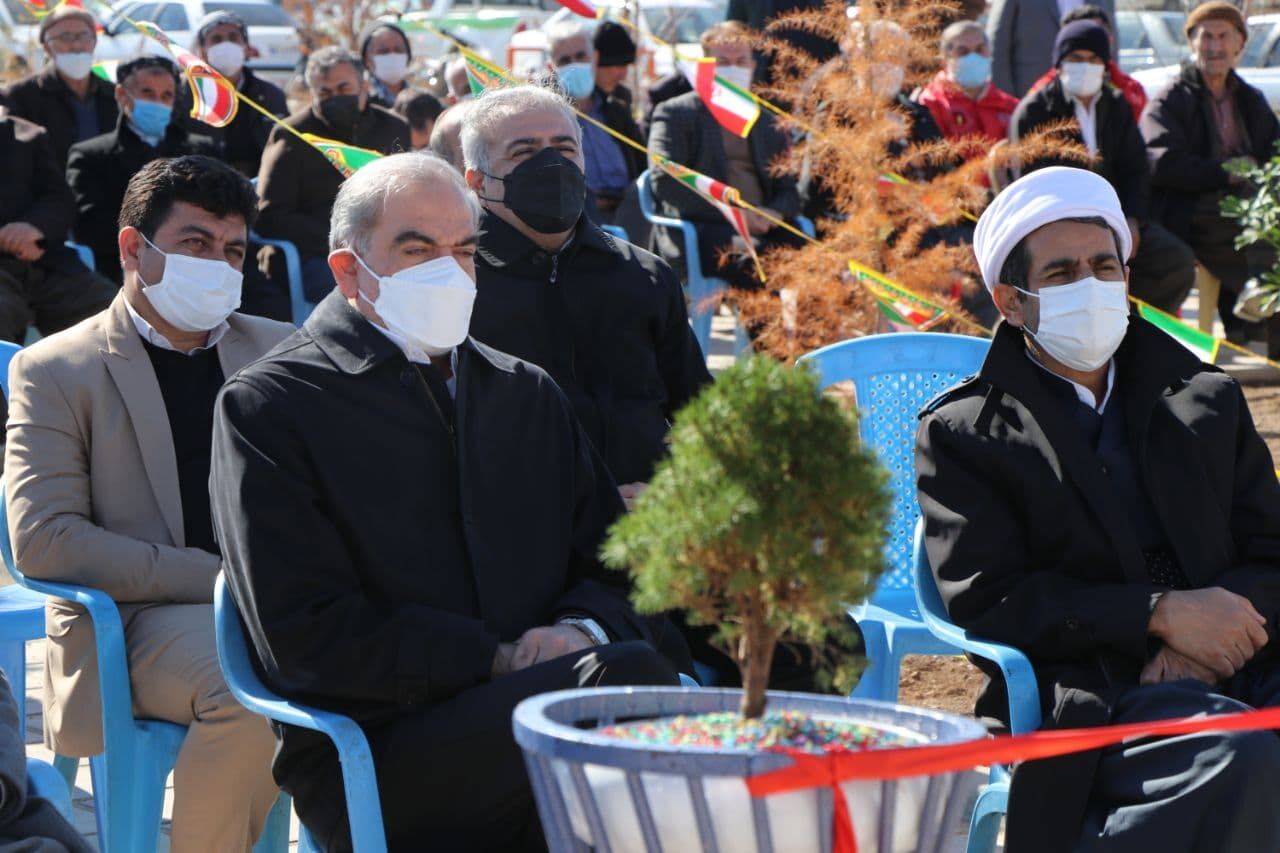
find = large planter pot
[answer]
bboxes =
[513,686,987,853]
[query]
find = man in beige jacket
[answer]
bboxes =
[4,155,294,852]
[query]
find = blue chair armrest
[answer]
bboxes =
[251,234,310,327]
[795,216,816,238]
[64,241,95,270]
[27,758,73,820]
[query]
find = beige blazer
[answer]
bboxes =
[3,292,294,755]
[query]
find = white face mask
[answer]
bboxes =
[350,253,476,356]
[205,41,246,77]
[138,234,243,332]
[1060,61,1105,98]
[1017,276,1129,371]
[715,64,753,91]
[53,51,94,81]
[372,52,409,86]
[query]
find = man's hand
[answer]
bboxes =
[1140,645,1219,687]
[492,642,518,678]
[745,209,775,237]
[0,222,44,262]
[1126,216,1141,260]
[618,482,648,512]
[510,625,594,671]
[1149,588,1269,680]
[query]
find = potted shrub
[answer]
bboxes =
[513,358,987,853]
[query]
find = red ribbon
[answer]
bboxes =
[745,704,1280,851]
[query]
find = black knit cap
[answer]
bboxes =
[358,21,412,61]
[1054,19,1110,67]
[594,20,636,67]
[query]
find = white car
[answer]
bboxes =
[401,0,559,66]
[1115,10,1189,75]
[94,0,301,76]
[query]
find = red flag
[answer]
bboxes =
[553,0,599,18]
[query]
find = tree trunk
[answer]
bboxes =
[739,594,777,719]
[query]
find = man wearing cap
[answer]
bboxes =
[593,20,637,104]
[1011,19,1195,314]
[359,22,415,108]
[1142,1,1280,349]
[2,4,118,168]
[917,165,1280,851]
[183,11,288,178]
[988,0,1116,97]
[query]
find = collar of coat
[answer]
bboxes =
[37,64,114,102]
[109,110,192,154]
[301,288,519,377]
[1178,61,1246,97]
[475,208,621,275]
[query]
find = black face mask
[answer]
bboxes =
[316,94,362,132]
[480,147,585,234]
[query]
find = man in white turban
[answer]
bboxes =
[916,165,1280,852]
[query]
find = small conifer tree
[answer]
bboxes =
[603,357,891,719]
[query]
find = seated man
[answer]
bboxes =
[649,21,802,290]
[426,99,474,171]
[917,166,1280,851]
[0,108,115,343]
[255,45,410,303]
[1012,20,1195,314]
[359,21,414,108]
[67,56,217,285]
[5,156,294,851]
[392,87,443,150]
[594,20,637,104]
[181,11,288,178]
[1028,4,1148,119]
[917,20,1019,146]
[210,152,689,852]
[2,5,118,168]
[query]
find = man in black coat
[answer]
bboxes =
[917,166,1280,852]
[461,84,711,494]
[2,6,118,168]
[177,11,289,178]
[66,57,217,285]
[210,151,689,853]
[1011,20,1194,314]
[1141,3,1280,348]
[0,110,115,343]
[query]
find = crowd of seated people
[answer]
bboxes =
[0,2,1277,850]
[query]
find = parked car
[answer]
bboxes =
[1115,9,1189,75]
[1244,14,1280,69]
[400,0,558,64]
[95,0,300,81]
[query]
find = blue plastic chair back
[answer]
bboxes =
[0,341,19,399]
[65,241,95,271]
[600,223,629,242]
[214,574,387,853]
[251,233,312,327]
[798,333,989,614]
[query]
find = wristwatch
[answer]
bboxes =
[557,616,609,646]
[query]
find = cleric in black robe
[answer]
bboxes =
[210,152,690,853]
[916,166,1280,852]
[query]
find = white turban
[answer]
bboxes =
[973,166,1131,293]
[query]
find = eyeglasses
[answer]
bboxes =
[45,30,95,47]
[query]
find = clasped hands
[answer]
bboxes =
[1142,587,1269,686]
[0,222,45,262]
[491,624,597,678]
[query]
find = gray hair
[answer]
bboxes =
[940,20,987,53]
[460,85,581,174]
[329,152,482,253]
[546,19,593,54]
[306,45,365,91]
[427,99,475,172]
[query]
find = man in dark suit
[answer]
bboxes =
[2,5,118,168]
[210,152,688,852]
[917,166,1280,852]
[178,11,288,178]
[67,56,217,285]
[1011,20,1194,313]
[254,45,410,303]
[0,109,115,343]
[648,20,802,289]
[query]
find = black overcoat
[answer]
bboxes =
[916,318,1280,850]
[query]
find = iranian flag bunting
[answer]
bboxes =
[847,261,948,332]
[678,58,760,138]
[553,0,600,18]
[654,157,762,279]
[134,22,238,127]
[301,134,384,178]
[1136,302,1220,362]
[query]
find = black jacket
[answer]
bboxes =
[2,66,118,167]
[211,293,691,755]
[176,68,287,178]
[0,114,83,276]
[917,318,1280,849]
[594,85,646,181]
[1012,76,1150,222]
[66,116,217,283]
[470,212,712,485]
[1141,63,1280,242]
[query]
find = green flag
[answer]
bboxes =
[1137,302,1220,362]
[300,133,383,178]
[464,53,508,96]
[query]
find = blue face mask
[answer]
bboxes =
[130,98,173,139]
[952,51,992,90]
[556,62,595,100]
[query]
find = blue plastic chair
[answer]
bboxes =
[65,241,95,271]
[28,757,74,822]
[796,332,989,701]
[251,233,312,327]
[913,520,1041,853]
[600,223,629,242]
[214,573,386,853]
[0,485,291,853]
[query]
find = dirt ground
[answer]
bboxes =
[895,383,1280,717]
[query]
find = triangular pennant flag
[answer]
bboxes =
[678,58,760,138]
[552,0,600,18]
[18,0,54,18]
[300,133,383,178]
[654,156,762,280]
[463,52,508,96]
[1136,301,1220,362]
[91,61,115,83]
[134,21,238,127]
[847,261,949,332]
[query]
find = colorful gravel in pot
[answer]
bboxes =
[598,710,910,753]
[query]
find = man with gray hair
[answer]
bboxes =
[462,85,711,505]
[426,98,474,171]
[211,151,691,851]
[254,44,410,304]
[916,20,1019,145]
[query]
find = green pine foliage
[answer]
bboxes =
[603,357,891,719]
